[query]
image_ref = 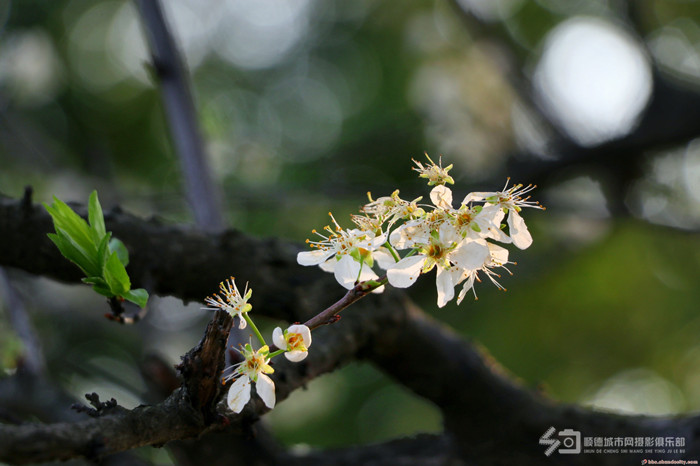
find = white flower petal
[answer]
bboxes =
[457,274,477,304]
[475,206,509,242]
[284,350,308,362]
[387,255,425,288]
[462,191,493,204]
[297,249,334,266]
[430,185,453,209]
[435,266,455,308]
[227,376,251,413]
[487,243,509,265]
[256,373,276,409]
[272,327,286,348]
[319,258,336,273]
[238,315,247,329]
[452,239,490,271]
[358,266,378,282]
[369,232,388,248]
[390,222,429,249]
[334,254,361,290]
[508,210,533,249]
[479,204,505,224]
[288,324,312,347]
[374,248,397,270]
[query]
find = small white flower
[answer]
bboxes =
[361,190,424,227]
[272,324,312,362]
[462,179,544,249]
[427,185,507,243]
[224,344,275,413]
[387,228,462,307]
[429,184,453,210]
[412,153,455,186]
[455,242,513,304]
[203,277,252,329]
[297,213,385,292]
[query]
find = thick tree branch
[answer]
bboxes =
[368,298,700,465]
[2,195,700,465]
[285,433,463,465]
[0,287,393,464]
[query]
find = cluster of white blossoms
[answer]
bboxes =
[205,277,312,413]
[297,155,544,307]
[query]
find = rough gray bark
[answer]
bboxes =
[1,194,699,465]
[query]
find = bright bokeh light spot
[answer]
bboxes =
[68,2,150,93]
[265,76,343,158]
[215,0,311,70]
[648,22,700,81]
[628,139,700,229]
[584,368,685,415]
[534,17,652,146]
[0,29,64,105]
[160,0,220,70]
[108,2,150,85]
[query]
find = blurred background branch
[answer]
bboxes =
[135,0,224,232]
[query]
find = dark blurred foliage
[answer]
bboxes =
[2,0,700,461]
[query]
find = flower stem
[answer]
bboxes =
[356,257,365,283]
[383,241,400,263]
[243,312,266,347]
[269,349,286,359]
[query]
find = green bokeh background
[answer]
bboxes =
[1,0,700,460]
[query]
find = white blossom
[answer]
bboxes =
[462,179,545,249]
[272,324,312,362]
[412,153,455,186]
[224,344,275,413]
[456,242,513,304]
[297,213,386,292]
[203,277,252,329]
[387,228,463,307]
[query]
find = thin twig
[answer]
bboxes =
[303,276,386,331]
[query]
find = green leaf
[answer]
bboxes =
[108,238,129,267]
[103,252,130,296]
[44,198,96,256]
[82,276,114,297]
[45,192,143,310]
[82,276,108,287]
[47,233,87,274]
[122,288,148,308]
[97,233,111,272]
[48,230,100,277]
[88,191,106,241]
[92,284,116,298]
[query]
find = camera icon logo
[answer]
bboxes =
[558,429,581,454]
[540,426,582,456]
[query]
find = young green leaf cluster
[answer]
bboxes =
[44,191,148,308]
